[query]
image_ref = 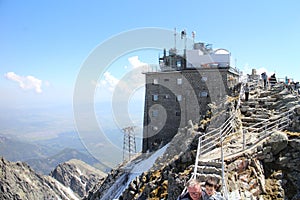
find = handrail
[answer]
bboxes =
[189,85,243,198]
[192,138,201,180]
[189,82,296,199]
[245,108,293,132]
[189,110,237,199]
[242,107,295,148]
[197,113,236,155]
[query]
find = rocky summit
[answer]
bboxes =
[0,157,79,200]
[1,81,300,200]
[0,157,106,200]
[50,159,106,198]
[86,81,300,200]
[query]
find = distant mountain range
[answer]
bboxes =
[0,134,55,161]
[0,157,106,200]
[26,148,100,175]
[0,133,110,174]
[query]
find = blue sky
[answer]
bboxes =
[0,0,299,138]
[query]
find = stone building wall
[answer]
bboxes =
[142,67,239,152]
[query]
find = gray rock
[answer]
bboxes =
[50,159,106,198]
[289,139,300,151]
[265,131,288,155]
[0,157,79,200]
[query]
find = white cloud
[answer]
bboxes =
[241,64,275,79]
[4,72,43,93]
[128,56,147,68]
[255,67,274,77]
[96,56,147,93]
[100,72,119,92]
[91,80,101,88]
[239,63,287,84]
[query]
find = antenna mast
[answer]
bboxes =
[174,28,177,52]
[192,31,196,45]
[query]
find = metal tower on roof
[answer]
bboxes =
[122,126,136,162]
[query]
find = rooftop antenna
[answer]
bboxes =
[192,31,196,45]
[174,28,177,52]
[181,29,187,69]
[122,126,136,162]
[181,29,187,51]
[235,58,237,68]
[181,29,187,57]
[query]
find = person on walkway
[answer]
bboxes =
[202,177,225,200]
[177,179,204,200]
[261,72,268,88]
[244,83,250,101]
[269,73,277,87]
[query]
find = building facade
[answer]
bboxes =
[142,43,240,152]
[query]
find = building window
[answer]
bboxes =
[176,94,182,101]
[200,91,208,97]
[201,77,208,82]
[177,78,182,85]
[175,111,181,116]
[153,79,158,85]
[152,110,158,117]
[152,126,158,131]
[164,78,169,82]
[152,94,158,101]
[177,60,181,68]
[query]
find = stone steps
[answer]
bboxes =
[196,165,222,175]
[241,116,268,123]
[194,160,223,183]
[198,160,222,168]
[251,97,277,103]
[192,82,291,194]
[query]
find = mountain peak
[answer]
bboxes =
[0,157,79,200]
[50,159,106,198]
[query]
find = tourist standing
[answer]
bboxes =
[261,72,268,88]
[269,73,277,87]
[244,83,250,101]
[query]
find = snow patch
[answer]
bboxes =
[100,144,169,200]
[54,179,79,200]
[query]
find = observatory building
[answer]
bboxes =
[142,37,240,152]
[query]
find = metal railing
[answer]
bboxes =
[189,82,296,199]
[190,111,238,199]
[242,107,295,150]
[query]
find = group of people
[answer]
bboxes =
[261,72,277,88]
[177,177,224,200]
[262,72,300,94]
[286,80,300,94]
[243,71,300,102]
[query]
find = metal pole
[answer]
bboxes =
[243,129,246,150]
[220,130,227,199]
[193,137,201,179]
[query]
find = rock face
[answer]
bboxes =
[1,81,299,200]
[27,148,100,175]
[226,130,300,200]
[265,131,288,156]
[85,82,300,200]
[260,132,300,200]
[50,159,106,198]
[0,157,79,200]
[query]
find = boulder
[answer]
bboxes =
[265,131,288,155]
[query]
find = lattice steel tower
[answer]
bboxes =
[122,126,136,162]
